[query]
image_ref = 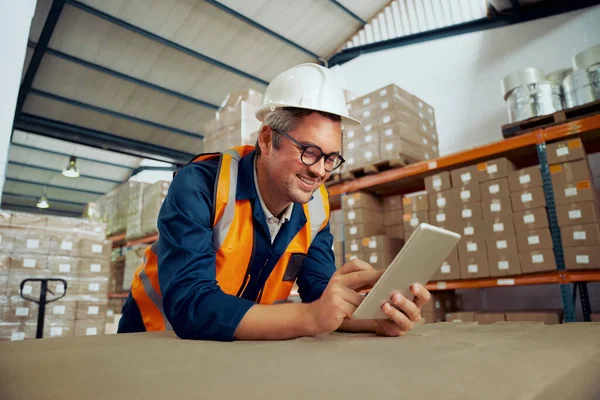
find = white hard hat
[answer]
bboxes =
[255,63,360,126]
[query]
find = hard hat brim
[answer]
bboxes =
[255,103,361,126]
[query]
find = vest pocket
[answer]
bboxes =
[283,253,306,281]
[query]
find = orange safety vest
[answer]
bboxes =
[131,146,331,331]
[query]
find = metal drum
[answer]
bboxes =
[562,64,600,108]
[501,67,546,100]
[572,44,600,70]
[507,83,563,123]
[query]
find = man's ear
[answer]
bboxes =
[258,125,273,155]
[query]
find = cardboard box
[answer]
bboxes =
[516,228,553,252]
[79,277,109,299]
[342,192,382,212]
[519,249,557,274]
[456,203,483,223]
[79,239,112,259]
[47,256,79,277]
[0,229,15,252]
[505,311,561,325]
[475,313,506,324]
[384,209,405,227]
[560,224,600,247]
[421,292,458,321]
[74,319,105,337]
[546,138,585,164]
[361,235,402,254]
[591,313,600,322]
[457,219,483,239]
[48,301,76,321]
[488,251,522,277]
[512,208,549,232]
[550,159,593,186]
[486,234,518,256]
[382,195,403,212]
[2,298,37,323]
[480,178,510,202]
[345,238,363,254]
[48,234,79,257]
[13,231,51,255]
[476,158,516,182]
[43,318,75,339]
[379,137,431,162]
[402,211,429,232]
[79,259,111,278]
[365,250,397,270]
[424,171,452,193]
[508,165,543,192]
[451,165,480,187]
[344,224,385,239]
[481,197,513,220]
[9,213,47,229]
[76,301,108,320]
[428,210,457,230]
[483,216,515,238]
[344,252,365,263]
[333,241,343,256]
[430,248,460,281]
[553,180,598,205]
[446,312,479,322]
[556,202,600,227]
[344,208,384,226]
[510,186,546,212]
[459,252,490,279]
[458,237,487,260]
[9,254,48,273]
[427,190,454,211]
[402,191,429,213]
[453,184,481,205]
[0,211,11,227]
[0,322,37,341]
[384,223,404,239]
[563,246,600,270]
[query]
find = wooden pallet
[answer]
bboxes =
[340,157,410,181]
[501,99,600,138]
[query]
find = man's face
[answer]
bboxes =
[261,112,342,205]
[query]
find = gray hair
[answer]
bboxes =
[255,107,341,155]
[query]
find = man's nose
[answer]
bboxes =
[307,157,327,178]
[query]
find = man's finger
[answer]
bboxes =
[389,292,420,322]
[337,258,375,274]
[339,286,366,307]
[410,284,431,309]
[340,269,384,290]
[382,302,414,330]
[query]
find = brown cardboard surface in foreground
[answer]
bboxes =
[1,323,600,400]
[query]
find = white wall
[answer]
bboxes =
[336,6,600,156]
[0,0,37,196]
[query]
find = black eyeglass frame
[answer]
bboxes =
[271,128,345,172]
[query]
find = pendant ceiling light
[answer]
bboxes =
[62,156,80,178]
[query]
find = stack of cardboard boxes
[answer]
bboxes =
[203,89,263,153]
[342,84,439,172]
[140,180,170,236]
[548,138,600,270]
[125,182,148,240]
[122,245,146,291]
[445,310,562,325]
[330,209,344,269]
[0,212,111,341]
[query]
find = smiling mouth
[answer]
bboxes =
[297,174,318,187]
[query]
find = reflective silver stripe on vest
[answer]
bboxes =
[140,252,173,331]
[213,149,241,251]
[307,187,327,245]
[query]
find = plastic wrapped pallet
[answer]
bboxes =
[123,246,145,291]
[109,256,125,295]
[126,182,148,240]
[107,183,144,236]
[203,89,263,154]
[141,181,170,236]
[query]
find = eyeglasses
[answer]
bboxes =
[272,128,345,172]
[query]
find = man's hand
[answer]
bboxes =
[307,259,383,333]
[374,284,431,337]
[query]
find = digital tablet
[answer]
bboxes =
[352,223,461,320]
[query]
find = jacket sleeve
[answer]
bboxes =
[157,163,255,342]
[295,221,336,303]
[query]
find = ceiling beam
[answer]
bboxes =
[204,0,321,60]
[30,89,205,139]
[27,42,219,111]
[0,202,82,218]
[329,0,366,24]
[10,143,135,170]
[14,0,67,121]
[14,114,194,165]
[3,192,88,206]
[7,161,122,184]
[5,177,105,196]
[328,0,599,66]
[68,0,269,86]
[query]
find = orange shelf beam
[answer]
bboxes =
[125,233,158,247]
[542,113,600,142]
[425,272,562,291]
[563,270,600,283]
[108,292,128,299]
[109,232,126,248]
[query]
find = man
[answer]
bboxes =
[118,63,431,341]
